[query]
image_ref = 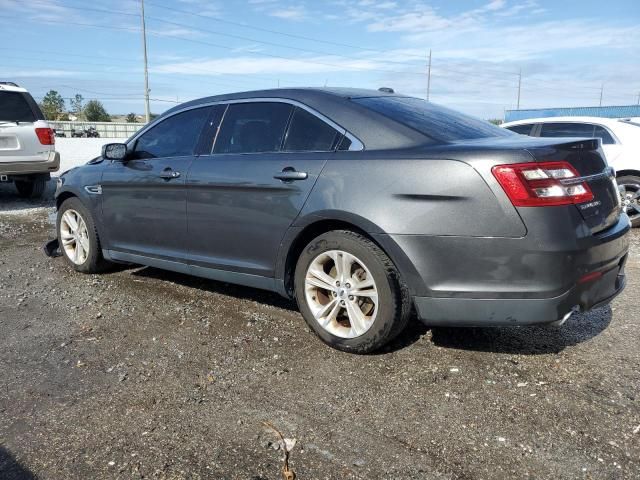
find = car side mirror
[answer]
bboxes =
[102,143,128,161]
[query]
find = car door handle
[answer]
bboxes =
[159,169,181,180]
[273,169,308,181]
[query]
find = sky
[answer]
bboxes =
[1,0,639,119]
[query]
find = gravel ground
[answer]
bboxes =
[0,183,639,480]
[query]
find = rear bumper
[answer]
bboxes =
[0,151,60,176]
[413,257,626,325]
[377,212,631,326]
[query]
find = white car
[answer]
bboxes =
[0,82,59,198]
[502,116,640,226]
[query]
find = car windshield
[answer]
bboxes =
[353,96,513,143]
[0,91,36,122]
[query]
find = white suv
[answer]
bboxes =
[0,82,60,198]
[502,116,640,226]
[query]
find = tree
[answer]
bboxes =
[70,94,84,117]
[84,100,111,122]
[40,90,65,120]
[125,113,138,123]
[488,118,503,126]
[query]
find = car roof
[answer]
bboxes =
[502,116,621,127]
[159,87,428,150]
[0,83,28,93]
[165,87,404,113]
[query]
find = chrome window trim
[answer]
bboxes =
[127,97,365,153]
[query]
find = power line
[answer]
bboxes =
[8,3,626,98]
[0,14,140,32]
[0,47,140,64]
[27,0,430,71]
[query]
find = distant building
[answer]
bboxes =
[505,105,640,122]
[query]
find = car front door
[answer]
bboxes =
[187,101,345,279]
[101,106,211,261]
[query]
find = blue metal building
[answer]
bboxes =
[505,105,640,122]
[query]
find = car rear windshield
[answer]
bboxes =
[353,96,513,143]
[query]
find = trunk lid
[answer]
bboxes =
[525,138,622,233]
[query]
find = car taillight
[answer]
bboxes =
[35,127,55,145]
[492,161,593,207]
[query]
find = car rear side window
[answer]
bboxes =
[506,124,535,135]
[592,125,615,144]
[0,92,36,122]
[353,96,513,143]
[214,102,293,154]
[539,122,595,138]
[283,107,340,152]
[132,107,210,159]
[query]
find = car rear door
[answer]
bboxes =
[186,101,343,278]
[101,106,211,261]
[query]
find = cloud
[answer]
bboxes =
[148,26,204,39]
[153,55,397,76]
[367,7,461,33]
[485,0,506,11]
[4,69,84,78]
[269,6,307,21]
[0,0,81,22]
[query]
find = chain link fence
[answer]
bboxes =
[49,121,145,139]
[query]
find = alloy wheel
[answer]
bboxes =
[304,249,378,338]
[59,209,90,265]
[619,183,640,222]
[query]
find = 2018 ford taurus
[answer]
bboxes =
[52,88,630,353]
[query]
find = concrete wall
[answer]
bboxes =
[55,138,119,175]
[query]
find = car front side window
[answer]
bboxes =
[132,107,210,159]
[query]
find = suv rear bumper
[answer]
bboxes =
[0,151,60,176]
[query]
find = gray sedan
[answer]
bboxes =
[52,88,629,353]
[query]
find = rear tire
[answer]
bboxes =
[15,177,46,199]
[617,175,640,228]
[57,197,110,273]
[294,230,411,354]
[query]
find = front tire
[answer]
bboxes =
[294,230,411,353]
[57,197,110,273]
[617,175,640,227]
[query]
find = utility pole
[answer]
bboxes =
[599,83,604,107]
[426,49,432,101]
[140,0,151,123]
[636,91,640,105]
[516,68,522,110]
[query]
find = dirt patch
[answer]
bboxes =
[1,205,639,479]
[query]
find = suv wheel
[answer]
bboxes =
[57,198,110,273]
[617,175,640,227]
[294,230,411,353]
[15,177,47,199]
